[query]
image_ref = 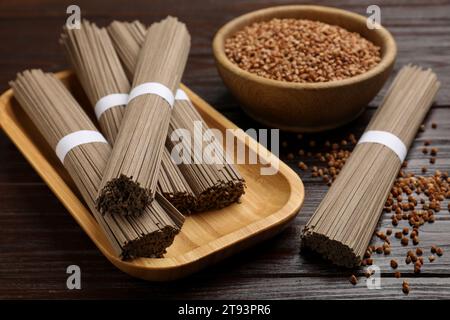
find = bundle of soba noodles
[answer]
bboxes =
[108,20,245,212]
[301,65,440,267]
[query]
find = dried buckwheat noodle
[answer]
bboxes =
[97,17,191,216]
[10,70,185,260]
[301,65,440,267]
[108,20,245,212]
[60,20,195,213]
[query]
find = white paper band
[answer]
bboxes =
[95,88,187,119]
[128,82,175,108]
[175,89,190,101]
[94,93,129,120]
[357,130,407,162]
[56,130,108,163]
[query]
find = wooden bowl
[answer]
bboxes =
[213,5,397,132]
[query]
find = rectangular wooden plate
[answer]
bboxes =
[0,70,304,281]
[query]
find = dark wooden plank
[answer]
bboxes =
[0,0,449,299]
[2,269,450,299]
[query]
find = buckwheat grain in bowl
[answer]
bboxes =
[213,5,397,132]
[224,18,382,83]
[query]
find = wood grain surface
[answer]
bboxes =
[0,0,449,299]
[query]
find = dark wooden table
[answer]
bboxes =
[0,0,449,299]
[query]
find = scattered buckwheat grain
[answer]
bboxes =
[402,281,410,295]
[297,161,308,171]
[350,274,358,285]
[390,259,398,269]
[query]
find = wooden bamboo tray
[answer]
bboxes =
[0,70,304,281]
